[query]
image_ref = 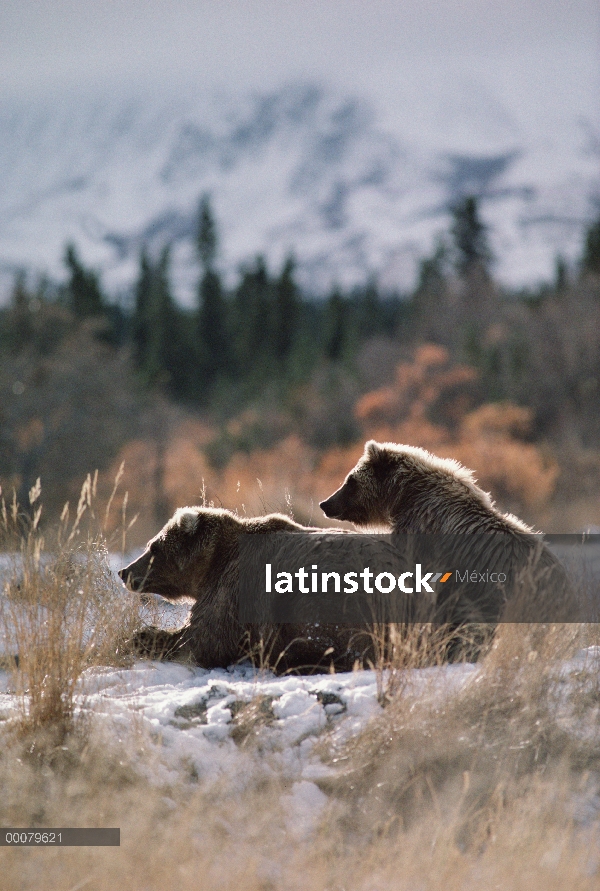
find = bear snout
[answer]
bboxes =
[320,493,343,519]
[118,552,152,591]
[118,565,140,590]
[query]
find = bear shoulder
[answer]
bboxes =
[244,513,314,534]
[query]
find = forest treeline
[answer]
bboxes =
[1,194,600,525]
[3,195,600,406]
[2,195,407,409]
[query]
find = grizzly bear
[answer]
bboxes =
[320,440,575,627]
[119,507,373,673]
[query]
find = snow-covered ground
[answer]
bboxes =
[2,647,599,833]
[0,656,477,835]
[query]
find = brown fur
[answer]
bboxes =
[320,441,576,627]
[119,507,372,673]
[320,440,533,536]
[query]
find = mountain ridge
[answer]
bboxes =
[0,80,597,303]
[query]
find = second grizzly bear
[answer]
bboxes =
[320,440,575,625]
[320,440,535,536]
[119,507,372,672]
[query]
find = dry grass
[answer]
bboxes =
[0,473,138,743]
[322,625,600,850]
[366,621,479,705]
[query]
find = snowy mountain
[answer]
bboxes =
[0,80,598,303]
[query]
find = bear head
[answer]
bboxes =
[319,440,399,527]
[119,506,241,601]
[319,440,493,529]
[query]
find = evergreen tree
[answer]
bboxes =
[195,194,230,393]
[232,256,274,378]
[555,255,568,291]
[450,196,493,276]
[132,246,185,393]
[356,277,383,338]
[416,238,448,294]
[132,248,154,370]
[196,194,218,270]
[12,270,29,311]
[323,287,348,361]
[273,255,300,365]
[64,243,104,317]
[412,238,451,339]
[152,247,183,390]
[0,271,32,354]
[12,271,31,346]
[582,214,600,275]
[197,268,229,384]
[141,249,169,386]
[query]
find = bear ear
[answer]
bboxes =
[365,440,381,460]
[177,508,200,535]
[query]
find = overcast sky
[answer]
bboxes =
[1,0,598,106]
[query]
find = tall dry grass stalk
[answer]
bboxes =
[369,621,495,705]
[0,470,138,743]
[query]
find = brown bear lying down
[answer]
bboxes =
[119,507,374,674]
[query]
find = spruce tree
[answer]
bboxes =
[196,194,218,270]
[274,255,300,365]
[0,272,29,355]
[324,287,348,361]
[198,268,229,381]
[555,255,568,291]
[356,277,383,338]
[12,270,29,311]
[232,256,273,379]
[582,214,600,275]
[133,247,153,371]
[132,246,184,393]
[195,194,230,393]
[450,196,493,276]
[64,243,105,317]
[152,246,182,390]
[416,238,448,294]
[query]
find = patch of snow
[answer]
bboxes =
[282,780,329,840]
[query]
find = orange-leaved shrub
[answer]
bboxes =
[101,344,558,542]
[353,344,558,515]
